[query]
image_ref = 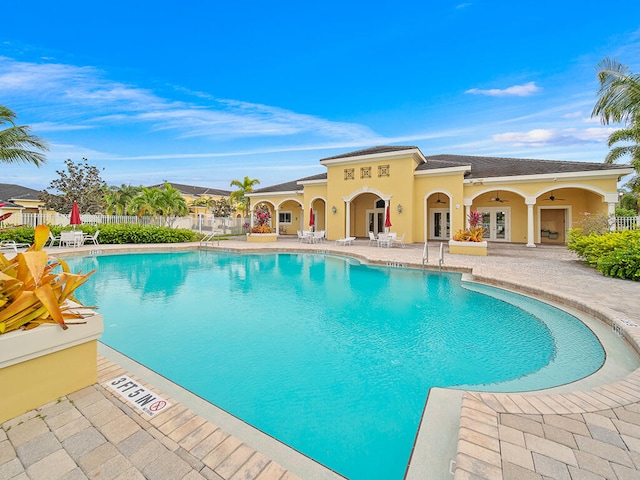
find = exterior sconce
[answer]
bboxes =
[397,204,403,213]
[331,206,337,214]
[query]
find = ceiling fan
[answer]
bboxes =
[435,193,447,204]
[542,191,565,202]
[489,191,509,203]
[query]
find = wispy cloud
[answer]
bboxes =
[465,81,541,97]
[456,3,472,9]
[0,56,377,142]
[492,127,615,146]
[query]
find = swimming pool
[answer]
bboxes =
[69,251,605,480]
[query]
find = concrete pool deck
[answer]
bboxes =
[1,238,640,479]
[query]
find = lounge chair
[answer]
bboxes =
[0,240,29,252]
[392,233,406,248]
[335,236,356,246]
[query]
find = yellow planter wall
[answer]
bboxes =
[0,340,98,423]
[448,240,488,256]
[246,233,278,242]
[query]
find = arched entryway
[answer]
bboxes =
[309,198,327,232]
[425,192,452,240]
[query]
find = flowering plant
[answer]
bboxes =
[452,210,485,242]
[250,205,272,234]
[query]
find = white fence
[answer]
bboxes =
[6,212,248,234]
[616,216,639,230]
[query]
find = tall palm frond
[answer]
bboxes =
[0,106,49,166]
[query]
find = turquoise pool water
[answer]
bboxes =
[69,251,604,480]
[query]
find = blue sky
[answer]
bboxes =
[2,0,640,191]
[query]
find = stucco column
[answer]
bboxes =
[608,202,617,231]
[345,200,351,237]
[274,208,279,234]
[526,201,536,247]
[464,205,471,229]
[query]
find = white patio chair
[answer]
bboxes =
[296,230,304,243]
[60,231,82,248]
[368,231,377,246]
[392,233,406,248]
[84,230,100,245]
[48,232,61,247]
[312,231,324,244]
[377,233,392,248]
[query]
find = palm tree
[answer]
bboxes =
[104,184,142,215]
[592,58,640,171]
[230,176,260,217]
[0,105,49,166]
[157,183,188,218]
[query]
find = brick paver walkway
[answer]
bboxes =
[1,355,301,480]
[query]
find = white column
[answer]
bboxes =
[345,200,351,237]
[608,202,616,231]
[526,202,536,247]
[465,205,471,228]
[274,208,279,235]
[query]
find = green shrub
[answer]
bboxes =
[1,223,198,245]
[94,224,198,244]
[616,207,638,217]
[568,229,640,280]
[0,225,35,244]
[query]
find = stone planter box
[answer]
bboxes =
[0,313,104,423]
[246,233,278,243]
[448,240,488,256]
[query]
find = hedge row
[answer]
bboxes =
[0,224,199,245]
[567,229,640,281]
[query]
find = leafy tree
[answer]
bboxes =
[212,197,232,217]
[230,176,260,217]
[592,58,640,172]
[0,105,48,166]
[104,184,142,215]
[39,158,107,214]
[620,192,638,213]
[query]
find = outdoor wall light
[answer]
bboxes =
[397,204,403,213]
[331,205,337,214]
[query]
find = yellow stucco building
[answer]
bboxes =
[247,146,633,246]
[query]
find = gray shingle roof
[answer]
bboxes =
[251,173,327,194]
[148,182,231,196]
[320,146,419,161]
[0,183,42,203]
[418,154,631,178]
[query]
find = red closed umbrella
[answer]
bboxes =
[70,201,82,229]
[309,207,315,230]
[385,205,392,232]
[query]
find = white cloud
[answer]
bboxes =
[0,56,377,142]
[465,82,541,97]
[456,3,472,9]
[492,127,615,146]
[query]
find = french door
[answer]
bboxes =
[366,209,385,234]
[479,207,510,242]
[431,208,450,239]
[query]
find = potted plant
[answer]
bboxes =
[0,224,103,423]
[449,210,488,256]
[246,205,278,242]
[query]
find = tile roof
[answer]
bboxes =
[0,183,42,203]
[148,182,231,196]
[320,145,419,161]
[418,154,631,178]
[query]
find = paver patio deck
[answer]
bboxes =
[1,237,639,479]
